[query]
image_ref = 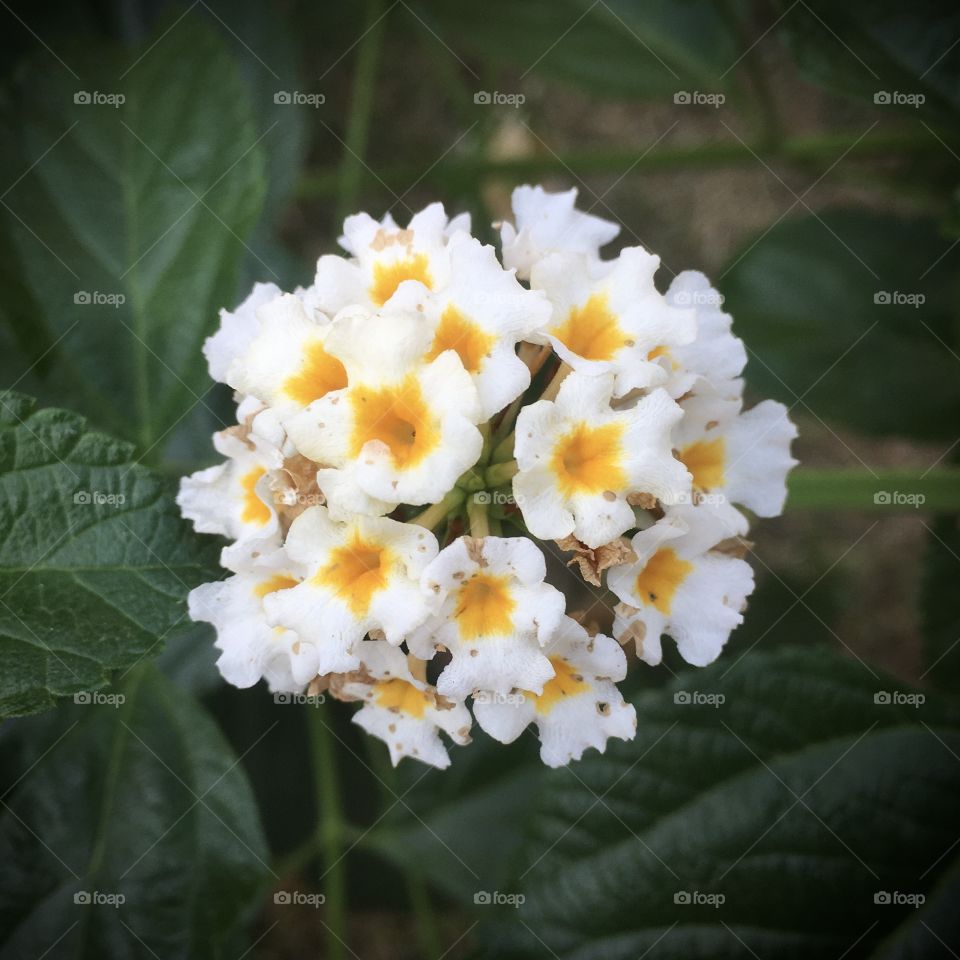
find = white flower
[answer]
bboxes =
[312,202,470,314]
[177,423,282,547]
[285,306,484,518]
[608,504,755,666]
[188,544,310,691]
[389,235,551,418]
[227,292,347,420]
[499,185,620,280]
[334,641,471,769]
[673,390,798,518]
[203,282,281,384]
[408,536,565,699]
[513,371,691,549]
[263,506,438,675]
[473,617,636,768]
[530,247,696,397]
[651,271,747,400]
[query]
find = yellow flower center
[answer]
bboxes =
[348,375,440,469]
[240,468,270,526]
[253,574,300,599]
[679,438,726,490]
[370,254,433,306]
[373,678,430,718]
[425,304,495,374]
[550,421,627,497]
[635,548,693,614]
[532,657,590,714]
[550,293,630,361]
[454,572,516,640]
[313,534,394,616]
[282,339,348,406]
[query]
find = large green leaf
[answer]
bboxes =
[411,0,739,98]
[0,392,221,718]
[775,0,960,121]
[0,18,265,453]
[0,664,270,958]
[721,210,960,440]
[479,646,960,959]
[921,514,960,693]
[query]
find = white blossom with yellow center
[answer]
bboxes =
[263,506,438,675]
[284,305,484,518]
[608,504,755,667]
[513,371,691,549]
[408,536,566,699]
[530,247,696,397]
[473,617,636,768]
[499,184,620,280]
[673,389,798,519]
[188,544,310,691]
[389,234,552,418]
[312,202,471,314]
[334,641,471,770]
[177,423,282,548]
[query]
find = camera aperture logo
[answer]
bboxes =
[874,691,925,708]
[874,891,925,907]
[273,890,325,907]
[874,91,925,108]
[474,890,525,908]
[473,490,522,506]
[274,91,325,108]
[673,690,725,708]
[873,490,925,508]
[74,691,126,708]
[273,691,326,707]
[674,91,725,108]
[74,291,125,308]
[74,91,125,108]
[674,890,725,908]
[874,291,924,308]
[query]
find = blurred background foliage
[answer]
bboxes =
[1,0,960,957]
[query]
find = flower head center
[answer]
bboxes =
[550,293,630,361]
[373,678,429,718]
[532,657,590,714]
[550,421,627,496]
[313,534,393,616]
[635,547,693,615]
[454,572,516,640]
[370,254,433,306]
[349,376,439,469]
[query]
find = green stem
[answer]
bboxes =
[336,0,387,222]
[411,488,465,529]
[788,468,960,511]
[467,496,490,537]
[308,705,347,960]
[300,129,951,200]
[406,871,443,959]
[485,460,519,488]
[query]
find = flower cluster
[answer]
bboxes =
[179,186,797,769]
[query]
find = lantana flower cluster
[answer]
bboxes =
[179,186,797,769]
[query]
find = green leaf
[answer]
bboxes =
[0,18,266,453]
[921,514,960,693]
[775,0,960,121]
[721,210,960,440]
[411,0,739,98]
[0,663,270,958]
[479,646,960,959]
[0,392,222,718]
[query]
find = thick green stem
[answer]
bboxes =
[467,496,490,537]
[308,706,346,960]
[300,129,951,199]
[787,468,960,511]
[411,488,465,529]
[336,0,386,222]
